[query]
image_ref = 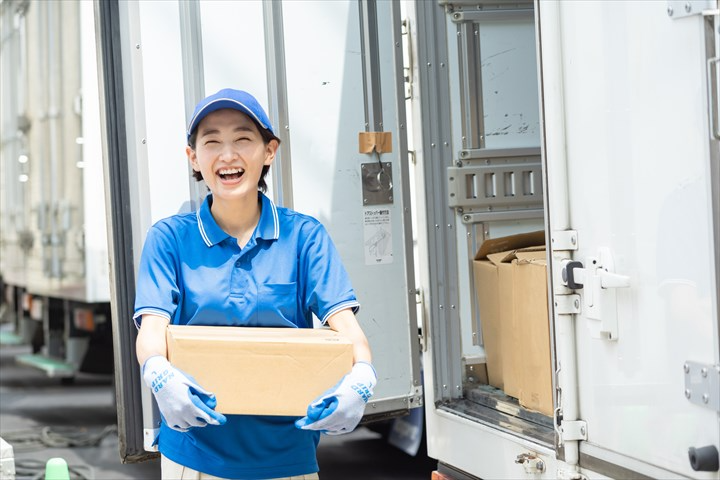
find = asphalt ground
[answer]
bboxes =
[0,342,437,480]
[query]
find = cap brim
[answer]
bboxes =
[187,98,270,139]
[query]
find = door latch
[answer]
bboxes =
[561,248,630,341]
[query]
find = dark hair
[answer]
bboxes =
[187,120,281,193]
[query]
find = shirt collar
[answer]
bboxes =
[196,192,280,247]
[256,192,281,241]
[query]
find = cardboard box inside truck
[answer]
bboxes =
[166,326,354,416]
[472,230,553,416]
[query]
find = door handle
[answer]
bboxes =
[597,269,631,289]
[561,248,630,341]
[561,257,631,290]
[709,56,720,140]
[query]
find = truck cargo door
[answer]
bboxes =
[272,0,423,418]
[191,0,421,420]
[539,1,720,478]
[98,0,421,459]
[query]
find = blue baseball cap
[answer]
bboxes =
[186,88,276,142]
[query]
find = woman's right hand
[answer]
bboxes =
[142,355,227,432]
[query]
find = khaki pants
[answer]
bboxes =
[161,455,320,480]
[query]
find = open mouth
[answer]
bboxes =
[218,167,245,181]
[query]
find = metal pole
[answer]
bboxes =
[536,0,579,468]
[263,0,293,209]
[178,0,207,211]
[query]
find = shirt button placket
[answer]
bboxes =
[230,256,245,299]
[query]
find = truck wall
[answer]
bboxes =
[0,0,109,304]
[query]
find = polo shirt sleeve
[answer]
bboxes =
[133,221,181,328]
[299,222,360,324]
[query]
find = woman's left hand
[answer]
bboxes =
[295,361,377,435]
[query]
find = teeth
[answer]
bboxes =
[218,167,244,175]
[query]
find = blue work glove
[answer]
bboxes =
[142,355,227,432]
[295,361,377,435]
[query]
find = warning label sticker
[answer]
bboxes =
[363,208,393,265]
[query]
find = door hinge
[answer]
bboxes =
[666,0,718,19]
[684,361,720,412]
[554,294,581,315]
[416,288,427,352]
[560,419,588,442]
[551,230,578,252]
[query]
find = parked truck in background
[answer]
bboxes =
[1,0,718,479]
[0,0,113,381]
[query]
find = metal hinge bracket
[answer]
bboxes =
[551,230,578,252]
[667,0,718,19]
[554,294,581,315]
[560,420,588,442]
[684,361,720,412]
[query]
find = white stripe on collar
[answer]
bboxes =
[197,195,278,245]
[196,210,212,247]
[269,197,280,240]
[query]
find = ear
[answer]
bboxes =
[264,139,279,167]
[187,145,200,172]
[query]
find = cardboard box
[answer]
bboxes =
[166,326,353,416]
[514,250,553,415]
[473,259,504,389]
[472,230,553,415]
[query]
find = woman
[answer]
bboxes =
[134,88,377,479]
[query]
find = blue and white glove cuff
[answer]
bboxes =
[351,361,377,400]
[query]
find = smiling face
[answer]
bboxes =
[187,108,278,204]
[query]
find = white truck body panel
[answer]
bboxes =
[546,1,719,476]
[415,0,719,478]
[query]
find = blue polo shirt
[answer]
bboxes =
[134,192,359,479]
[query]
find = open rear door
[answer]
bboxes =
[540,1,720,478]
[97,0,421,460]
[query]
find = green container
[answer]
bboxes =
[45,457,70,480]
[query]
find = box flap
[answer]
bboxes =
[485,245,546,266]
[474,230,545,261]
[486,251,514,266]
[515,248,547,264]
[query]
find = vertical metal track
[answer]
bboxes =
[457,21,484,149]
[535,0,579,467]
[95,0,151,463]
[0,2,27,242]
[178,0,207,210]
[359,0,384,131]
[46,0,64,279]
[705,11,720,375]
[263,0,293,209]
[389,0,423,396]
[416,0,463,401]
[37,1,49,275]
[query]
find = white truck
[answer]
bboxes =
[4,0,717,478]
[0,0,113,381]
